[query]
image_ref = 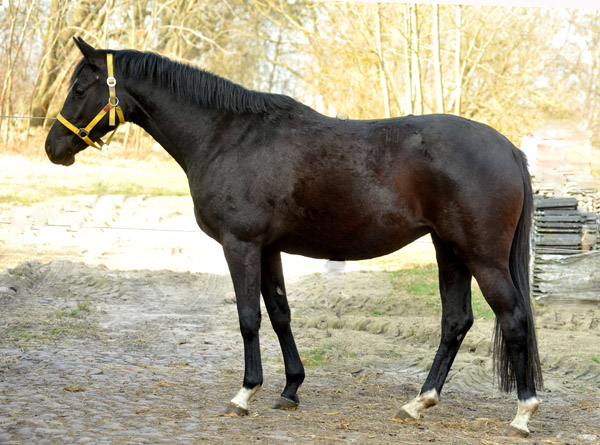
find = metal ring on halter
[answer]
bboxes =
[78,129,88,138]
[108,96,119,107]
[107,76,117,87]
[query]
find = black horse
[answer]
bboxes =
[45,38,542,437]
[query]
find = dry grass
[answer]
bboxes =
[3,126,171,163]
[1,128,189,204]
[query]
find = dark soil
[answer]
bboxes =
[1,261,599,444]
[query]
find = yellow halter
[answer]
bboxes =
[56,53,125,151]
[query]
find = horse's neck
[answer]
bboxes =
[124,80,229,173]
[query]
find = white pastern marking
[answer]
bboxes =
[510,397,540,433]
[231,386,261,411]
[276,286,285,296]
[401,389,439,419]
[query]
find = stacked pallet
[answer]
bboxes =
[531,196,600,301]
[533,197,583,254]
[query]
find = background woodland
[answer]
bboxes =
[1,0,599,152]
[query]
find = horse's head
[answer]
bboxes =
[45,38,125,166]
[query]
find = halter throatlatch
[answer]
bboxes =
[56,53,125,151]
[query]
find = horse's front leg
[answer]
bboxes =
[261,251,305,410]
[222,235,263,416]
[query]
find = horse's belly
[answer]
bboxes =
[275,225,430,261]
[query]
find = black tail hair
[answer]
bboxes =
[493,147,543,393]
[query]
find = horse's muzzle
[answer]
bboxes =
[45,139,75,166]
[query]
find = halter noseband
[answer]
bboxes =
[56,53,125,151]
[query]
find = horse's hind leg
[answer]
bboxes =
[394,234,473,421]
[261,250,305,409]
[468,263,540,437]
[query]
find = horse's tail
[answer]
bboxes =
[493,146,543,393]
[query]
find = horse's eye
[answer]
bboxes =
[74,87,85,97]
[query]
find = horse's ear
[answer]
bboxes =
[73,37,101,63]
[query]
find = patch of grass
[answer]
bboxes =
[384,351,403,359]
[390,265,495,320]
[301,348,329,368]
[472,289,494,319]
[48,321,97,338]
[77,300,93,313]
[390,265,441,315]
[592,356,600,364]
[407,281,438,297]
[342,351,358,360]
[3,302,100,349]
[391,265,438,286]
[55,309,78,318]
[371,310,385,316]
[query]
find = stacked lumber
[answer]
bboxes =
[533,197,583,254]
[531,196,600,301]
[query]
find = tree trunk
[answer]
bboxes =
[454,5,462,116]
[404,4,413,114]
[432,4,444,114]
[410,4,423,115]
[376,6,390,118]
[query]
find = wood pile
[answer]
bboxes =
[531,195,600,301]
[532,196,599,254]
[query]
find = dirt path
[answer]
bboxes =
[1,259,599,443]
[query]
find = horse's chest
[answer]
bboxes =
[193,204,221,241]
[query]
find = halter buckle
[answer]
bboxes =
[107,76,117,87]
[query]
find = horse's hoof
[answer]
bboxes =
[222,402,249,417]
[392,408,417,422]
[273,396,299,410]
[504,425,529,439]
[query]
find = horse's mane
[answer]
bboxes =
[75,49,295,114]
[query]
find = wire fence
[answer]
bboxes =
[0,220,199,233]
[0,115,55,120]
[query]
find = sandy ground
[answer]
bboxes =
[1,155,600,443]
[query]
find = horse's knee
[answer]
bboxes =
[441,312,473,344]
[271,313,291,333]
[238,308,261,337]
[267,304,291,333]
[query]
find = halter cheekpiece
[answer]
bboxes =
[56,53,125,151]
